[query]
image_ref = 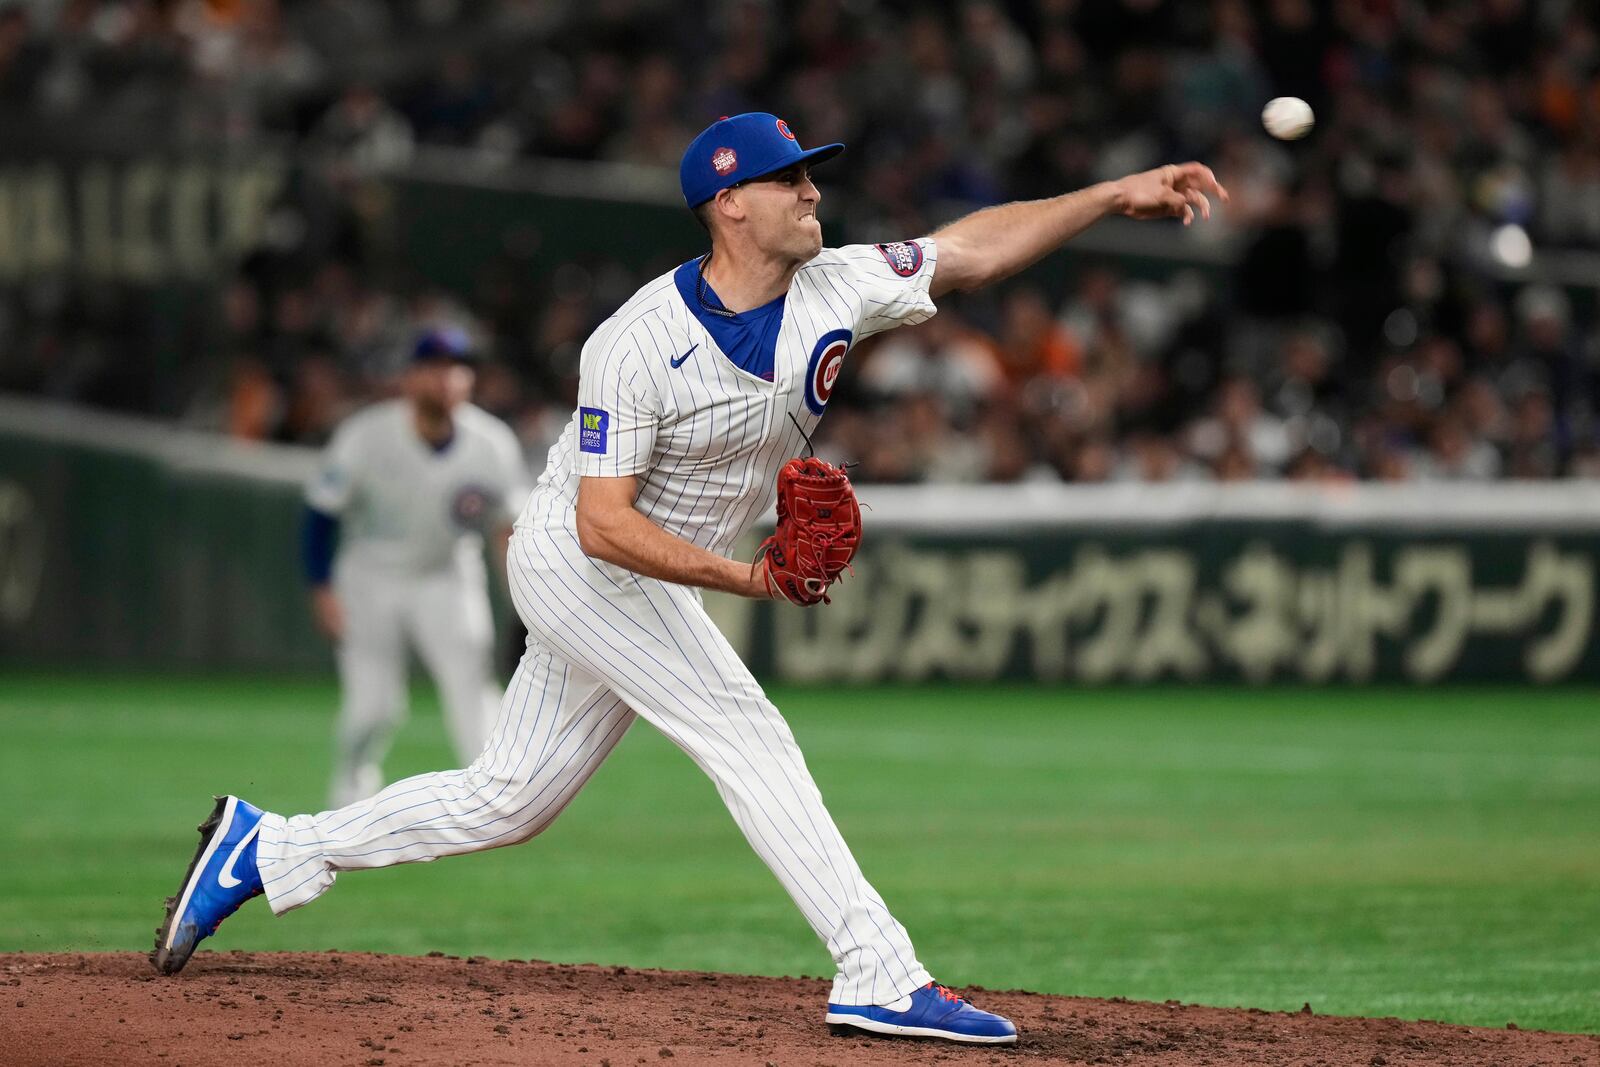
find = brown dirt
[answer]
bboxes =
[2,952,1595,1067]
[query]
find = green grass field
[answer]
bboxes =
[2,674,1596,1033]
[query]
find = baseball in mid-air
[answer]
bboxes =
[1262,96,1314,140]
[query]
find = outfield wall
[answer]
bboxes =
[744,492,1600,684]
[0,397,325,670]
[3,396,1597,682]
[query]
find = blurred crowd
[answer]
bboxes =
[3,0,1600,482]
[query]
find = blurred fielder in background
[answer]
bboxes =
[301,327,529,806]
[154,114,1225,1046]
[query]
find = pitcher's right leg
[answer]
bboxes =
[508,526,931,1010]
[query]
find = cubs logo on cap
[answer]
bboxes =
[680,112,845,208]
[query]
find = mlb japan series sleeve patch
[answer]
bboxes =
[838,238,940,341]
[875,241,924,276]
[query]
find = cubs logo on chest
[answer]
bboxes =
[450,483,493,531]
[804,328,853,415]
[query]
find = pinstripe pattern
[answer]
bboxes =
[532,242,939,555]
[253,242,940,1007]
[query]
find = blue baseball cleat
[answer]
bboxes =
[826,981,1019,1044]
[150,795,265,975]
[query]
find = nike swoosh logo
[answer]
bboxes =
[670,344,698,369]
[217,823,260,889]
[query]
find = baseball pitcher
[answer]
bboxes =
[154,113,1225,1046]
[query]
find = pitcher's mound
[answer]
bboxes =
[3,951,1594,1065]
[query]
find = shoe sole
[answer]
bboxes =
[149,796,233,976]
[826,1015,1019,1045]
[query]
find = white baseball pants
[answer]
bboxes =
[330,559,501,807]
[257,520,932,1006]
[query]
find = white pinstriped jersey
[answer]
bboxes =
[520,240,939,552]
[310,400,529,574]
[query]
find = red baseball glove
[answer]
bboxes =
[757,457,862,606]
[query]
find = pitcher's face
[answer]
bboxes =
[732,163,824,262]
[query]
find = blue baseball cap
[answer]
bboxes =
[679,113,844,209]
[412,326,478,364]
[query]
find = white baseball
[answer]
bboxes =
[1262,96,1314,140]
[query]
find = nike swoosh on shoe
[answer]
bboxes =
[218,823,260,889]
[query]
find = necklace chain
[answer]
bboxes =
[696,254,738,319]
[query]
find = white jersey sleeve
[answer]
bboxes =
[573,327,661,478]
[460,408,532,527]
[306,419,364,514]
[834,237,940,340]
[489,424,532,526]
